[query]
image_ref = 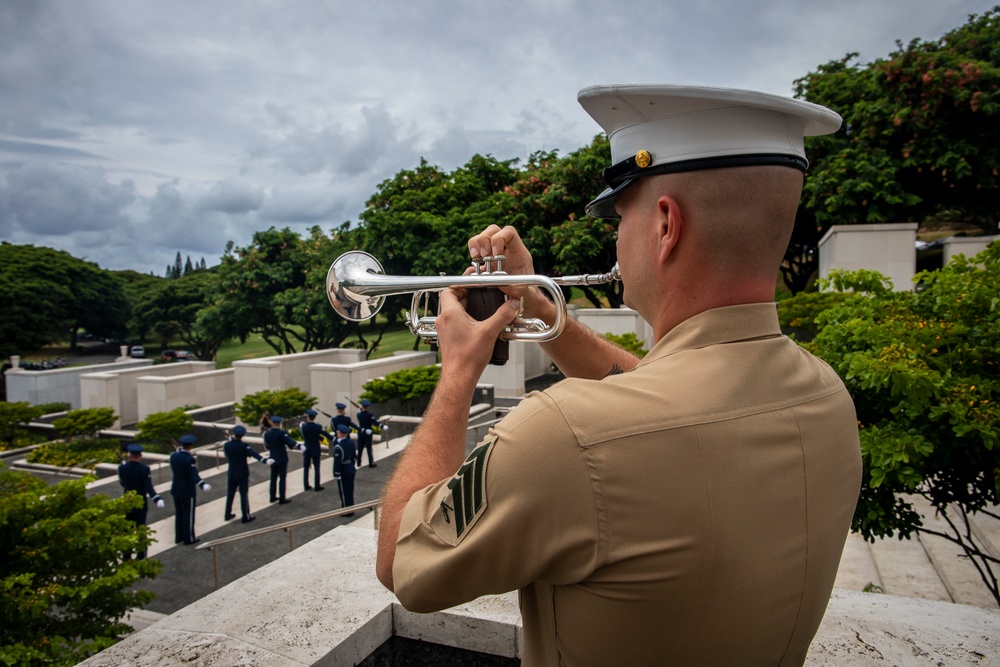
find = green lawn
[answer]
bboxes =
[212,321,433,369]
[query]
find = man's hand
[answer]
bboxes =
[436,286,520,379]
[467,225,557,325]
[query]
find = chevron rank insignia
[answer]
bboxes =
[432,437,495,545]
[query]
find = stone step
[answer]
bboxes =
[907,494,999,609]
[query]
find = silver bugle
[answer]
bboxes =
[325,251,620,342]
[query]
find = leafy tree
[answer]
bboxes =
[787,8,1000,293]
[130,271,228,360]
[135,409,195,448]
[52,408,116,441]
[493,138,621,308]
[213,226,359,355]
[800,241,1000,603]
[0,467,161,666]
[0,243,129,356]
[233,388,316,426]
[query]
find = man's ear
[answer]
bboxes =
[657,194,682,263]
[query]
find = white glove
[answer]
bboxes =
[200,482,211,491]
[365,428,373,435]
[334,475,341,481]
[263,457,275,466]
[298,444,306,452]
[382,424,388,431]
[155,498,165,509]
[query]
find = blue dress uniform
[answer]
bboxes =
[223,425,268,523]
[356,399,387,467]
[263,416,302,504]
[332,423,357,515]
[300,409,333,491]
[117,443,163,559]
[170,434,209,545]
[331,402,359,435]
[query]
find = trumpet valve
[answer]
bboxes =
[472,254,507,275]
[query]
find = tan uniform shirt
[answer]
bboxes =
[394,303,862,666]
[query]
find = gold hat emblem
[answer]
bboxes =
[635,150,652,168]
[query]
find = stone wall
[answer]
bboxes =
[6,358,153,410]
[78,525,1000,666]
[818,223,920,291]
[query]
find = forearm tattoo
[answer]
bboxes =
[605,364,625,377]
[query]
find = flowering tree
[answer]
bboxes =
[800,242,1000,603]
[786,8,1000,293]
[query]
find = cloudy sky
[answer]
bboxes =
[0,0,994,274]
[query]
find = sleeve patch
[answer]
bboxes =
[430,437,495,546]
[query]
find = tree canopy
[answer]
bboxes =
[786,7,1000,293]
[0,243,129,358]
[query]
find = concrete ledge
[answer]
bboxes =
[79,523,1000,666]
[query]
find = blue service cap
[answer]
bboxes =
[126,443,143,453]
[360,399,371,407]
[232,425,247,436]
[335,423,352,434]
[305,409,317,418]
[179,434,196,445]
[335,403,346,410]
[271,415,283,424]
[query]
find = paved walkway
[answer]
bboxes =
[87,433,410,629]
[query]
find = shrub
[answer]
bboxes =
[0,466,161,666]
[52,408,116,441]
[0,402,44,446]
[602,332,648,358]
[135,409,194,447]
[361,365,441,403]
[806,242,1000,604]
[26,438,122,470]
[233,387,316,425]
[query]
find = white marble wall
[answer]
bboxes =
[942,234,999,265]
[818,223,920,291]
[136,368,235,422]
[6,358,152,410]
[80,361,215,427]
[309,351,438,412]
[232,348,367,405]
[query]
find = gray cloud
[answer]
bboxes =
[0,0,994,271]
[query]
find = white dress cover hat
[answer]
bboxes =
[578,84,843,218]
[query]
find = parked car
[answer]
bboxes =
[161,349,195,361]
[130,345,146,358]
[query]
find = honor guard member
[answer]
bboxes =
[117,443,164,559]
[355,399,388,467]
[170,434,210,545]
[331,422,357,516]
[376,84,862,666]
[331,402,358,435]
[264,416,304,504]
[224,425,273,523]
[300,409,333,491]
